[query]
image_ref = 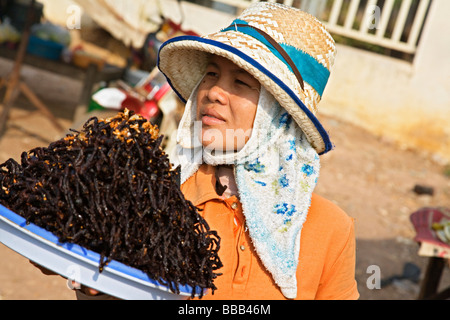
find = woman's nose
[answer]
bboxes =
[206,82,229,105]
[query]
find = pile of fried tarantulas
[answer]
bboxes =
[0,109,222,298]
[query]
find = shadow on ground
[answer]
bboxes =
[356,238,450,300]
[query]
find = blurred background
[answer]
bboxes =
[0,0,449,300]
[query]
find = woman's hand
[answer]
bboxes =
[71,281,100,296]
[29,260,57,276]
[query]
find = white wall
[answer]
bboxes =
[321,0,450,163]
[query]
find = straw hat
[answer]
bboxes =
[158,2,336,155]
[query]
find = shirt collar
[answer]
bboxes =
[181,164,221,207]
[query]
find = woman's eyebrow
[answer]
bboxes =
[207,61,249,75]
[206,61,219,69]
[207,61,256,82]
[234,69,252,77]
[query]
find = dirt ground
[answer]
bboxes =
[0,55,449,300]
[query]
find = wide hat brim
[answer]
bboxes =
[158,30,333,155]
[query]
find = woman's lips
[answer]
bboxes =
[201,109,225,126]
[202,115,225,126]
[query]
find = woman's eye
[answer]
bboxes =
[206,71,218,77]
[236,79,250,87]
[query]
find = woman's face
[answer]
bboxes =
[196,55,260,152]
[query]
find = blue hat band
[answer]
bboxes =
[222,19,330,97]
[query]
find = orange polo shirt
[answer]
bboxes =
[181,164,359,300]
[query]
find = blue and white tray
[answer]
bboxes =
[0,204,202,300]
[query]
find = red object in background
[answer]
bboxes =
[121,81,171,122]
[410,207,450,249]
[166,20,199,37]
[140,100,160,119]
[121,95,160,121]
[151,82,171,102]
[121,95,144,114]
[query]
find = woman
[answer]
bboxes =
[157,2,359,299]
[70,2,358,300]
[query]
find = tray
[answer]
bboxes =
[0,204,202,300]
